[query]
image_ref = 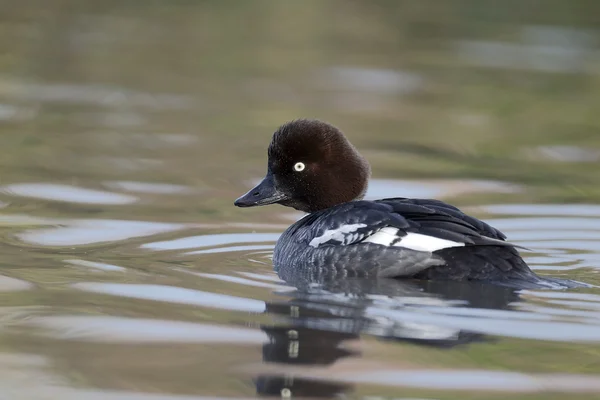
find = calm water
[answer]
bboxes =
[1,1,600,399]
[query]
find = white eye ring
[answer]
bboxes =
[293,162,305,172]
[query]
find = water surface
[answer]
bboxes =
[1,1,600,399]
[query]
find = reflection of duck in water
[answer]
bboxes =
[255,324,356,397]
[255,276,520,397]
[235,119,581,288]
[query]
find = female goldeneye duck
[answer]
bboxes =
[234,119,542,284]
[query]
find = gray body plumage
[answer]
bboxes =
[273,198,549,286]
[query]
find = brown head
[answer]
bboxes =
[234,119,371,213]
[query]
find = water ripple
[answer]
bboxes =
[1,183,137,205]
[72,283,266,313]
[26,316,267,344]
[18,219,186,246]
[142,233,279,251]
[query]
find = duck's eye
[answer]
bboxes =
[293,162,305,172]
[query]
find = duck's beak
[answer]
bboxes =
[234,173,289,207]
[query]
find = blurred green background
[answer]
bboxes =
[2,0,600,218]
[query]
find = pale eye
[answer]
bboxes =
[293,162,305,172]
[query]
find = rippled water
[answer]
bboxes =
[1,2,600,399]
[2,179,600,399]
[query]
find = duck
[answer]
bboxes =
[234,119,546,286]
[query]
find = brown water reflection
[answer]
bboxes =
[1,1,600,399]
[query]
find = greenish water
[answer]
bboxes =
[1,1,600,398]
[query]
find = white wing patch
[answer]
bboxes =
[363,227,465,252]
[361,227,399,246]
[309,223,367,248]
[398,232,465,252]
